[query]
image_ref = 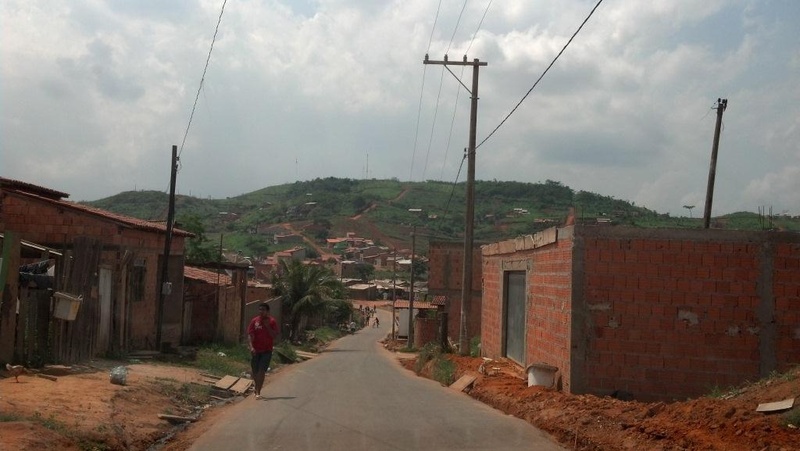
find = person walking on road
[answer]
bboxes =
[248,302,279,399]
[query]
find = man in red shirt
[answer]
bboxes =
[247,302,279,399]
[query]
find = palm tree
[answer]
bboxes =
[272,259,345,340]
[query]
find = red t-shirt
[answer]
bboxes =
[248,314,278,352]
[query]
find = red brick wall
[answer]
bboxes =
[414,316,439,348]
[481,229,574,392]
[482,226,800,401]
[774,242,800,369]
[574,227,800,401]
[428,241,482,342]
[2,191,186,350]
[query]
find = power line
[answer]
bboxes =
[476,0,604,151]
[422,0,469,181]
[408,0,444,181]
[178,0,228,158]
[439,0,493,180]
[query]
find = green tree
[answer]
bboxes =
[356,262,375,282]
[179,214,218,264]
[412,259,428,280]
[272,259,345,340]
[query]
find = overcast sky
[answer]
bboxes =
[2,0,799,216]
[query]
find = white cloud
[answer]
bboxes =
[1,0,799,218]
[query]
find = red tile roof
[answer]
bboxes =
[1,177,69,199]
[393,300,437,309]
[4,183,193,237]
[184,266,232,285]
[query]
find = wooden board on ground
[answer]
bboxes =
[756,398,795,413]
[295,350,318,359]
[214,375,239,390]
[158,414,197,424]
[229,378,253,394]
[274,349,298,363]
[449,373,478,392]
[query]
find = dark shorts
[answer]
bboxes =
[251,351,273,375]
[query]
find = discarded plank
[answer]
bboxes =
[35,373,58,382]
[158,414,197,424]
[214,375,239,390]
[756,398,795,413]
[449,373,478,392]
[295,350,319,359]
[200,372,221,380]
[274,349,298,363]
[229,378,254,394]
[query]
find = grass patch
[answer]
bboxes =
[469,335,481,357]
[782,408,800,428]
[432,358,456,386]
[192,344,251,376]
[151,378,213,407]
[414,342,441,374]
[0,413,23,422]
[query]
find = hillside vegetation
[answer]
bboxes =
[85,177,799,259]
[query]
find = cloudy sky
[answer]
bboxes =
[2,0,799,216]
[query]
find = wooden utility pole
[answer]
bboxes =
[703,98,727,229]
[424,54,487,355]
[156,145,178,349]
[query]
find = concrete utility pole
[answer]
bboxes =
[156,145,178,350]
[703,98,727,229]
[424,54,487,355]
[407,227,417,348]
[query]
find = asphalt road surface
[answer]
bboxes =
[190,309,564,451]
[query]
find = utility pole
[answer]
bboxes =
[424,54,487,355]
[703,98,727,229]
[407,226,416,348]
[156,145,179,350]
[391,248,397,341]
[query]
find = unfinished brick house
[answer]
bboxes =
[427,241,483,343]
[183,265,248,345]
[481,225,800,401]
[1,177,191,356]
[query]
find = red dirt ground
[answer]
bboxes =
[2,347,798,450]
[405,352,800,451]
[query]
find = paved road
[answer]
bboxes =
[190,310,564,451]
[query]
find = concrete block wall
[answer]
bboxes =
[573,227,800,401]
[482,228,574,391]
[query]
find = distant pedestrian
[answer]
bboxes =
[248,302,279,400]
[373,317,380,328]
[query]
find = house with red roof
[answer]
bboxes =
[1,177,192,360]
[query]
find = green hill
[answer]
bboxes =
[84,177,799,259]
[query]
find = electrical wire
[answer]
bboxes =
[439,0,493,180]
[422,0,468,181]
[409,0,444,181]
[178,0,228,158]
[476,0,605,151]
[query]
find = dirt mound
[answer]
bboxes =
[0,362,213,450]
[410,355,800,451]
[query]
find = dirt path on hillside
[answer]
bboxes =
[281,222,337,260]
